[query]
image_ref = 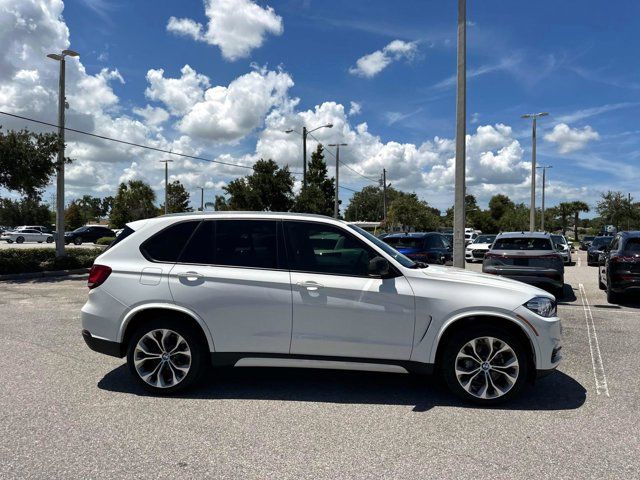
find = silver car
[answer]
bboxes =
[551,234,572,265]
[483,232,565,296]
[81,212,563,405]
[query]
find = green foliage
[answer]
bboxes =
[65,201,84,230]
[0,196,53,227]
[0,248,102,275]
[0,128,66,197]
[110,180,157,228]
[344,185,385,222]
[96,237,115,245]
[160,180,192,214]
[387,193,440,231]
[220,159,294,211]
[596,191,639,230]
[292,145,336,216]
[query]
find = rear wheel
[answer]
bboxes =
[598,272,606,290]
[6,239,13,244]
[16,236,24,244]
[73,237,83,245]
[442,325,530,405]
[46,236,53,243]
[126,318,207,394]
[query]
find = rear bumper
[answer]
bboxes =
[82,329,124,358]
[609,276,640,293]
[483,267,564,288]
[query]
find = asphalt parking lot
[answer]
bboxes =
[1,250,638,479]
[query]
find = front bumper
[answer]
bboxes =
[513,305,563,371]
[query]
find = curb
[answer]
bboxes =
[0,268,90,281]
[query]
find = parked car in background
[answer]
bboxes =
[16,225,53,234]
[383,232,452,265]
[442,233,453,247]
[0,225,10,234]
[580,236,595,250]
[587,236,613,266]
[551,234,572,265]
[598,231,640,303]
[64,225,115,245]
[465,231,479,246]
[1,228,54,244]
[81,212,562,405]
[482,232,564,296]
[465,234,497,263]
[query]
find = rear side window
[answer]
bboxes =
[623,238,640,253]
[106,226,135,250]
[493,237,552,250]
[141,221,200,262]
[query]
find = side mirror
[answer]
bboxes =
[368,256,391,277]
[555,243,564,251]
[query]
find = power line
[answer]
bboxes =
[306,131,379,184]
[1,110,364,194]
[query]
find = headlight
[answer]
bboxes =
[524,297,557,317]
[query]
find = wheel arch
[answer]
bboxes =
[119,304,215,353]
[431,313,538,378]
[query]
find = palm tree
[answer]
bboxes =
[570,201,590,241]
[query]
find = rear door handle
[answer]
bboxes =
[297,280,323,291]
[177,271,204,280]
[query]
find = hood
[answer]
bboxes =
[410,264,552,298]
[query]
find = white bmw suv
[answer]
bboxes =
[81,212,562,405]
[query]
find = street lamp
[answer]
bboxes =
[522,112,549,232]
[536,165,552,231]
[159,159,174,214]
[327,143,347,219]
[285,123,333,187]
[453,0,467,268]
[47,48,79,258]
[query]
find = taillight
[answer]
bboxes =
[88,264,112,289]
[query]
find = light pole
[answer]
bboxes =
[536,165,552,231]
[522,112,549,232]
[47,48,79,257]
[199,187,204,211]
[159,159,173,214]
[453,0,467,268]
[285,123,333,188]
[328,143,347,219]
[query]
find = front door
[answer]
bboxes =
[168,219,292,353]
[283,221,415,360]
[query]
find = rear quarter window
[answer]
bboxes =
[140,221,200,262]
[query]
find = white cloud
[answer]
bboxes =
[348,101,361,116]
[167,0,283,61]
[349,40,418,78]
[132,105,170,126]
[544,123,600,153]
[145,65,209,116]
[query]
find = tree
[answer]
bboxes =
[220,159,295,211]
[344,185,385,221]
[101,196,114,217]
[0,128,67,197]
[488,194,515,222]
[596,191,637,230]
[65,201,84,230]
[0,196,52,226]
[292,145,335,215]
[160,180,191,214]
[499,203,530,232]
[76,195,104,223]
[110,180,157,228]
[387,193,440,231]
[570,201,590,241]
[547,202,572,235]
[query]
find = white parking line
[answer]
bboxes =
[578,283,610,397]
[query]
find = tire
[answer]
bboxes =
[598,274,606,290]
[6,239,13,244]
[554,286,564,299]
[441,325,530,406]
[73,237,83,245]
[16,236,24,244]
[606,281,619,304]
[46,236,53,243]
[126,318,207,395]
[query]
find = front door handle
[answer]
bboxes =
[177,271,204,280]
[297,280,323,291]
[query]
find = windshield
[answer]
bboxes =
[492,237,553,250]
[348,225,417,268]
[551,235,567,245]
[73,226,89,232]
[474,235,496,244]
[591,237,612,248]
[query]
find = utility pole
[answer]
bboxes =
[453,0,467,268]
[629,193,632,231]
[199,187,204,211]
[536,165,552,231]
[328,143,347,219]
[159,159,173,214]
[47,49,79,257]
[380,169,389,224]
[522,112,549,232]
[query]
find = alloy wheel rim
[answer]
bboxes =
[454,336,519,399]
[133,329,192,388]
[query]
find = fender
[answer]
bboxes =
[119,302,216,352]
[427,309,539,366]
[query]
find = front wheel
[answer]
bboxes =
[442,326,530,405]
[16,236,24,244]
[127,319,207,394]
[46,236,53,243]
[6,239,13,244]
[73,237,83,245]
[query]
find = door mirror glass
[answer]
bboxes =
[368,256,390,277]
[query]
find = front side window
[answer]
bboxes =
[623,237,640,253]
[348,224,416,268]
[424,235,444,249]
[141,221,200,262]
[285,221,379,276]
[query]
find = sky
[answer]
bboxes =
[0,0,639,215]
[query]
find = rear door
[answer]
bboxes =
[168,219,292,353]
[284,220,415,360]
